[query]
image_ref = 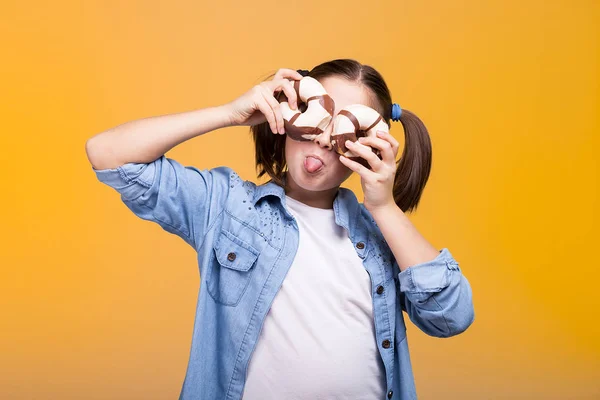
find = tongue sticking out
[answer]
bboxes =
[304,156,323,173]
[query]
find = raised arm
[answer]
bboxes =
[85,105,233,170]
[85,68,303,170]
[85,68,304,251]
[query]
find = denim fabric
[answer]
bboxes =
[93,155,475,400]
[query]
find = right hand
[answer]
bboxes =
[224,68,304,134]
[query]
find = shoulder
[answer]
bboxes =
[182,164,251,197]
[205,166,260,209]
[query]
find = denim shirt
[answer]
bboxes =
[93,155,475,400]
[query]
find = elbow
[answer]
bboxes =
[85,135,119,170]
[415,302,474,338]
[441,278,475,337]
[444,305,475,337]
[85,137,100,169]
[414,278,475,338]
[439,281,475,337]
[439,270,475,337]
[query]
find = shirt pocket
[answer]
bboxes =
[206,229,260,306]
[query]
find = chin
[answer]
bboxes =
[288,162,349,192]
[297,179,337,192]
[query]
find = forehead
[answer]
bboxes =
[319,76,376,113]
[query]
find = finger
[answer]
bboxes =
[345,140,384,171]
[254,93,278,134]
[375,131,400,153]
[357,135,395,165]
[260,86,285,134]
[274,68,304,81]
[271,78,298,110]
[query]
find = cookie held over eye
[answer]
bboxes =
[276,76,335,142]
[330,104,387,169]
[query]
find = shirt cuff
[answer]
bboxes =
[397,248,460,294]
[92,160,157,200]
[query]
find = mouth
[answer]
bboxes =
[304,154,325,174]
[306,153,325,164]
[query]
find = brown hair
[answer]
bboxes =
[251,59,432,213]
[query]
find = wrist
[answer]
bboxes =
[214,103,236,128]
[367,200,398,217]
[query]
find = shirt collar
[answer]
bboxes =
[251,174,370,258]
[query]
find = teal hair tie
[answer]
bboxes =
[391,103,402,121]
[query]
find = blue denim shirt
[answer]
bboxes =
[93,155,474,400]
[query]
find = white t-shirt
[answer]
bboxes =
[242,195,386,400]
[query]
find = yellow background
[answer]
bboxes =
[1,0,598,398]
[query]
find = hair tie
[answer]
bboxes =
[391,103,402,121]
[297,69,310,77]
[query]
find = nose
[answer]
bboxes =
[314,118,334,150]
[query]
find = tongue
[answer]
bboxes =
[305,156,323,173]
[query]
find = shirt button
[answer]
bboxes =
[376,285,384,295]
[382,339,391,349]
[227,252,236,261]
[387,390,393,398]
[356,241,365,249]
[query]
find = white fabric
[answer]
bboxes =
[242,195,386,400]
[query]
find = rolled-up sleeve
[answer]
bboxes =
[396,248,474,338]
[93,155,231,250]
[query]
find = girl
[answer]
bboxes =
[86,60,474,400]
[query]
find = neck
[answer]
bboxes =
[283,171,338,209]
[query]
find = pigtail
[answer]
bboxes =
[393,109,432,213]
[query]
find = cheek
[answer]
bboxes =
[284,137,300,153]
[284,142,306,170]
[284,139,294,160]
[331,157,353,178]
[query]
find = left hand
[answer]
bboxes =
[339,130,400,212]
